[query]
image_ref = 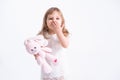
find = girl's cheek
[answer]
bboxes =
[49,21,53,25]
[58,22,62,26]
[47,21,51,26]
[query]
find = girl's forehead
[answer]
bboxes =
[48,11,61,16]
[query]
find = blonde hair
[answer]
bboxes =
[37,7,69,38]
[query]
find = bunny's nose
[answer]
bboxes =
[31,49,34,51]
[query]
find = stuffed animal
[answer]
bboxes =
[24,35,57,73]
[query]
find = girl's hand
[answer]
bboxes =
[51,21,69,48]
[51,21,63,33]
[34,54,39,60]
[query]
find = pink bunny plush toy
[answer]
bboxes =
[24,35,57,73]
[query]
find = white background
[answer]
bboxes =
[0,0,120,80]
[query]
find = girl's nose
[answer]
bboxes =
[53,18,56,21]
[53,20,55,22]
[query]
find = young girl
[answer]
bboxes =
[35,7,70,80]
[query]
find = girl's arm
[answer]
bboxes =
[56,30,69,48]
[51,21,69,48]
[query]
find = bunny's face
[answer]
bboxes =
[24,35,49,55]
[25,40,41,55]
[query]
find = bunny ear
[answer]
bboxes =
[32,35,43,42]
[36,35,43,39]
[43,39,48,46]
[37,35,48,46]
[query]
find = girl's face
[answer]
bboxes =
[46,11,62,33]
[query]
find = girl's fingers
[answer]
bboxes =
[52,22,57,28]
[53,21,57,26]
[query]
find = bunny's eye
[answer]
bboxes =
[34,47,36,49]
[31,49,34,51]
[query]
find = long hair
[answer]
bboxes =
[37,7,69,38]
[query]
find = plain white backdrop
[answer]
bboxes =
[0,0,120,80]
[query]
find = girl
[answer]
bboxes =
[35,7,70,80]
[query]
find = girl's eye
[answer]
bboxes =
[56,18,59,20]
[48,18,53,20]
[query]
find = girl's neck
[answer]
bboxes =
[49,30,56,35]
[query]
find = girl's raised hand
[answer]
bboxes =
[51,21,63,33]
